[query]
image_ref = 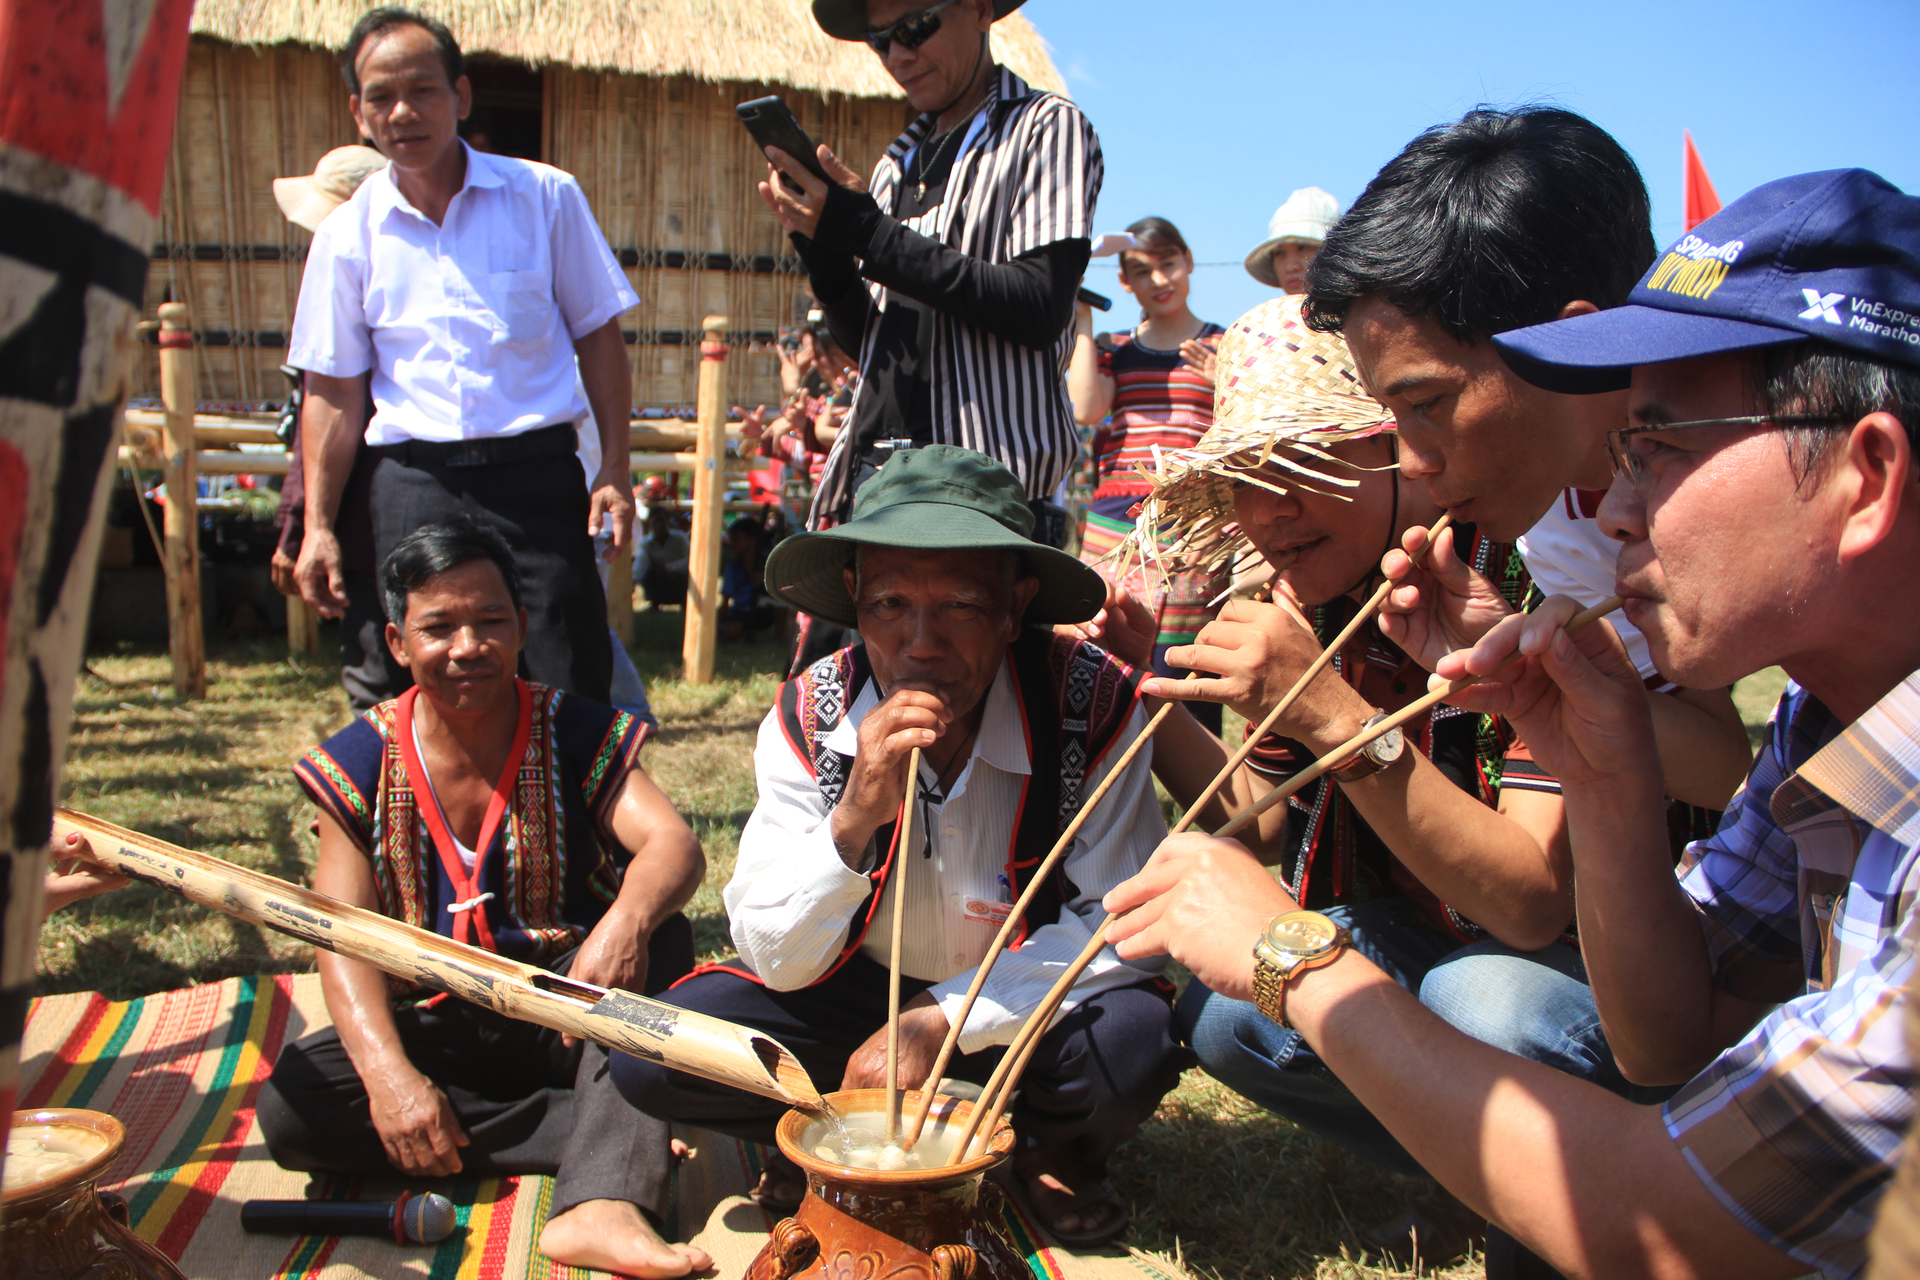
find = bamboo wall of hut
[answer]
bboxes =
[139,3,1067,412]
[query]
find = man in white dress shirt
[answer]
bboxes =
[290,7,637,701]
[611,447,1188,1246]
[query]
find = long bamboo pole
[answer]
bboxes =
[52,808,823,1109]
[900,670,1200,1148]
[1165,513,1452,839]
[886,747,922,1143]
[951,596,1625,1161]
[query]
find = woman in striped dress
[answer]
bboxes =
[1067,216,1225,730]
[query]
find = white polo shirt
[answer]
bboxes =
[289,142,639,446]
[1517,487,1675,692]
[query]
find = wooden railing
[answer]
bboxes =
[128,306,757,690]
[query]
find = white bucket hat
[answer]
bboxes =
[1244,187,1340,287]
[273,146,388,233]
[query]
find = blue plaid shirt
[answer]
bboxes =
[1664,671,1920,1278]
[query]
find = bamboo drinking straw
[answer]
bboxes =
[886,747,922,1143]
[951,595,1624,1161]
[899,671,1202,1148]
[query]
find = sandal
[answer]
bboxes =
[1361,1182,1486,1269]
[751,1147,806,1217]
[1013,1152,1130,1248]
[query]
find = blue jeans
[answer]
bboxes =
[1176,896,1662,1179]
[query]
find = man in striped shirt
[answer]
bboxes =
[756,0,1100,533]
[1107,170,1920,1279]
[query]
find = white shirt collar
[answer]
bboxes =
[821,654,1030,791]
[367,140,503,225]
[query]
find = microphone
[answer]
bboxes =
[240,1190,457,1244]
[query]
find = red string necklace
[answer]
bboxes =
[395,678,533,951]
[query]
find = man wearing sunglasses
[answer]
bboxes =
[1105,169,1920,1279]
[757,0,1100,536]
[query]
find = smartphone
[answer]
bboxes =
[737,97,832,193]
[1076,286,1112,312]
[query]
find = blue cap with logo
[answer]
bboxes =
[1494,168,1920,394]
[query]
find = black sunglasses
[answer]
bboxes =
[864,0,963,54]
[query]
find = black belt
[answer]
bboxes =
[380,422,576,468]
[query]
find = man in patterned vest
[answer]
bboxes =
[258,517,711,1279]
[612,447,1187,1246]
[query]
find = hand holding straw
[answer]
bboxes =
[1214,596,1623,839]
[885,746,922,1143]
[950,594,1623,1163]
[898,669,1202,1148]
[1164,513,1452,838]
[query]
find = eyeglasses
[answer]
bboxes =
[864,0,963,54]
[1605,414,1847,490]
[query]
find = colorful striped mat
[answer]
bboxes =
[20,976,1190,1280]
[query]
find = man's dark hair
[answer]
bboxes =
[1303,106,1654,342]
[1752,342,1920,488]
[381,516,520,626]
[727,517,762,543]
[341,7,464,96]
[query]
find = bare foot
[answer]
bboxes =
[538,1198,711,1278]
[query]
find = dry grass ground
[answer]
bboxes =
[43,612,1792,1280]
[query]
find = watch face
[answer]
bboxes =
[1370,724,1406,763]
[1264,910,1340,956]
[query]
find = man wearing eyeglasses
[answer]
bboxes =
[1106,169,1920,1279]
[756,0,1100,537]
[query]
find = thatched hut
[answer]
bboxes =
[146,0,1067,409]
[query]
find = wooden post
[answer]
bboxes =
[682,315,729,684]
[285,591,321,654]
[607,540,635,645]
[157,302,206,698]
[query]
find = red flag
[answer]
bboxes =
[1683,131,1723,231]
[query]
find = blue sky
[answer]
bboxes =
[1029,0,1920,329]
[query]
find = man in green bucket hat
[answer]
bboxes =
[611,447,1188,1246]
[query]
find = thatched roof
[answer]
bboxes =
[190,0,1067,98]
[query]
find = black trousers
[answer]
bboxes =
[370,447,611,702]
[610,952,1191,1173]
[340,571,406,711]
[257,917,693,1220]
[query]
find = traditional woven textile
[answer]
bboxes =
[20,975,1192,1280]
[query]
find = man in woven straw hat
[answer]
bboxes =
[1244,187,1338,296]
[1301,105,1753,812]
[272,143,396,711]
[1071,295,1704,1267]
[273,145,390,234]
[757,0,1100,536]
[611,446,1188,1246]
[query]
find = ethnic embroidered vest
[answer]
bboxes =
[774,628,1144,984]
[295,683,646,964]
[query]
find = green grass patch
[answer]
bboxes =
[44,618,1791,1279]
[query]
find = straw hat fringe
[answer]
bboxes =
[1099,295,1395,595]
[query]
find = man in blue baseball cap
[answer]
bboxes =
[1103,168,1920,1280]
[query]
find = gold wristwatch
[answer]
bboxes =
[1251,910,1352,1029]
